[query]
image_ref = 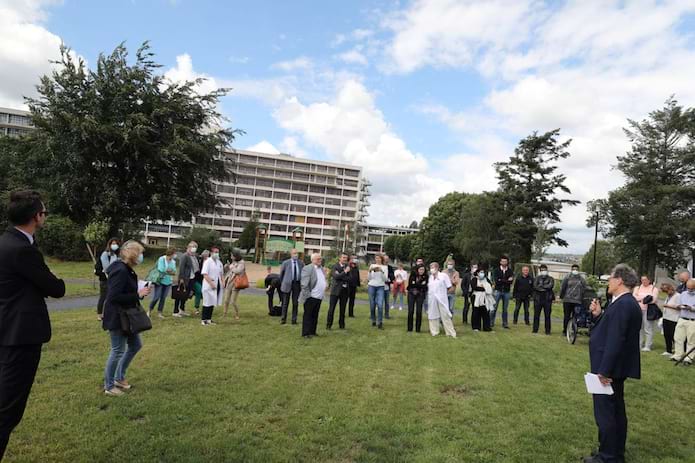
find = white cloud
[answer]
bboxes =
[0,0,68,108]
[164,53,220,95]
[338,49,368,66]
[245,140,280,155]
[271,56,313,72]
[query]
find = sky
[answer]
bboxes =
[2,0,695,255]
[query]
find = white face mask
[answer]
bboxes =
[540,271,548,276]
[478,272,485,279]
[190,247,197,254]
[571,270,579,275]
[212,252,219,260]
[137,254,144,264]
[447,265,454,270]
[110,244,119,252]
[430,267,437,274]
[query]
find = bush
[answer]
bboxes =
[37,215,90,261]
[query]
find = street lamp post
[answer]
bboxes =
[592,210,599,276]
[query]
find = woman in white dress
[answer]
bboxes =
[427,262,457,337]
[201,246,224,325]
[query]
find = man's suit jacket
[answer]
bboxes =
[0,228,65,346]
[279,258,304,293]
[329,262,350,296]
[177,253,196,285]
[299,264,322,304]
[589,293,642,380]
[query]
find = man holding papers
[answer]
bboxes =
[584,264,642,463]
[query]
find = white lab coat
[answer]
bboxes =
[202,258,223,307]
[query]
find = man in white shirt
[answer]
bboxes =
[427,263,457,337]
[300,253,326,338]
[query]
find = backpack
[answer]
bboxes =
[94,257,106,280]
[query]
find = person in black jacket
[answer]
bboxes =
[264,266,281,315]
[491,255,514,329]
[512,265,534,325]
[583,264,642,463]
[102,240,151,397]
[383,255,395,319]
[407,264,428,332]
[347,255,361,317]
[96,237,120,321]
[0,191,65,460]
[326,253,351,329]
[533,264,555,335]
[459,263,477,324]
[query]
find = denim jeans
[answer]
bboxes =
[149,284,171,313]
[383,287,391,318]
[447,294,456,315]
[491,290,511,327]
[104,330,142,390]
[368,285,384,324]
[392,289,405,309]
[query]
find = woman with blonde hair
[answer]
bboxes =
[223,250,246,320]
[102,240,151,396]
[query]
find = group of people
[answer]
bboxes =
[2,189,695,463]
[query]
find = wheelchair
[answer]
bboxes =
[566,288,599,345]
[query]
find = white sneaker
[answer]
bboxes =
[172,313,182,318]
[399,306,403,311]
[390,306,395,310]
[181,311,191,317]
[662,351,672,356]
[114,380,132,390]
[104,387,124,397]
[158,313,165,319]
[208,320,217,325]
[201,320,209,326]
[641,347,651,352]
[147,311,151,318]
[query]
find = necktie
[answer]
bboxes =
[293,261,298,281]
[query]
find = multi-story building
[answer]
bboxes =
[0,107,33,137]
[359,223,419,260]
[145,149,371,256]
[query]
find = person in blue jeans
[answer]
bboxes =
[368,255,388,329]
[102,240,151,396]
[148,247,177,318]
[491,255,514,329]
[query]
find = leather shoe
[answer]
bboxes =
[582,455,604,463]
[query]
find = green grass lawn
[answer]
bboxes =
[5,294,692,462]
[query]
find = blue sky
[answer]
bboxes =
[2,0,695,254]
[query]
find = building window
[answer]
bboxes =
[277,160,293,169]
[293,172,310,181]
[239,155,257,164]
[344,180,358,187]
[235,199,253,207]
[236,187,253,196]
[307,206,323,215]
[290,204,306,213]
[345,170,360,178]
[324,209,339,217]
[258,157,275,166]
[274,202,289,210]
[309,185,325,194]
[254,189,273,198]
[270,224,286,232]
[273,192,290,200]
[236,176,254,185]
[254,200,272,209]
[308,196,324,205]
[292,183,309,192]
[274,181,291,190]
[271,213,288,221]
[291,194,307,202]
[306,217,322,225]
[343,191,357,198]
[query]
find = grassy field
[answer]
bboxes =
[4,293,693,463]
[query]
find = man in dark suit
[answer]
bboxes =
[279,249,304,325]
[347,255,360,318]
[263,266,281,315]
[326,253,350,330]
[0,191,65,460]
[300,253,326,338]
[584,264,642,463]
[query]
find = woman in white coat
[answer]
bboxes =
[201,246,224,325]
[427,262,457,337]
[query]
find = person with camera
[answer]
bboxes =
[407,264,428,332]
[326,253,351,330]
[367,254,388,329]
[584,264,641,463]
[632,275,660,352]
[102,240,151,396]
[96,238,120,321]
[660,280,681,356]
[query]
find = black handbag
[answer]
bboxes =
[646,303,663,321]
[171,282,189,301]
[120,304,153,335]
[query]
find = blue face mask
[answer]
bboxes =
[137,254,144,264]
[478,272,485,279]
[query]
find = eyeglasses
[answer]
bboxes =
[39,210,49,216]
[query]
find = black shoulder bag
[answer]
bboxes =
[120,303,152,335]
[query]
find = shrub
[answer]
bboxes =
[37,215,90,261]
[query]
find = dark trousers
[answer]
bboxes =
[347,286,357,317]
[663,319,677,354]
[97,279,108,315]
[513,297,530,324]
[327,290,349,328]
[173,281,191,314]
[593,378,627,463]
[266,287,279,314]
[281,281,301,323]
[202,305,215,321]
[533,297,553,334]
[562,302,578,334]
[0,345,42,461]
[407,292,425,332]
[471,306,491,331]
[302,297,322,337]
[462,294,473,324]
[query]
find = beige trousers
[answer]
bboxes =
[673,318,695,361]
[224,286,241,316]
[428,300,457,337]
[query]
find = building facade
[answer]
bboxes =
[359,223,419,260]
[0,107,33,137]
[145,149,371,256]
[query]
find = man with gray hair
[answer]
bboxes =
[672,278,695,365]
[676,270,691,294]
[584,264,642,463]
[299,253,326,338]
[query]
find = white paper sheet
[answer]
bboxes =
[584,373,614,395]
[138,280,148,292]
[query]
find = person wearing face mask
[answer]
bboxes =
[471,265,493,332]
[347,255,361,318]
[512,265,534,325]
[532,264,555,335]
[659,280,680,356]
[279,249,304,325]
[96,237,121,321]
[102,240,151,397]
[632,275,660,352]
[560,264,587,336]
[491,255,514,329]
[407,264,428,332]
[223,250,246,320]
[672,279,695,365]
[445,259,461,317]
[426,263,456,337]
[201,246,224,325]
[460,262,477,325]
[147,247,177,319]
[676,270,691,293]
[0,191,65,458]
[173,241,198,318]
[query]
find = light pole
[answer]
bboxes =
[592,210,599,276]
